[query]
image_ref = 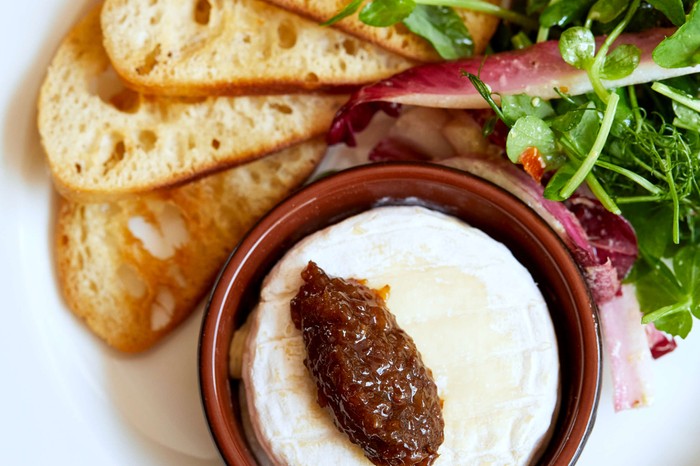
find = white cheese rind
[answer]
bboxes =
[241,205,559,466]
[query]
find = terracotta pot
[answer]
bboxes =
[199,162,601,465]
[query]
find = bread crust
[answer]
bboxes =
[101,0,415,96]
[265,0,502,62]
[56,139,326,352]
[37,5,345,202]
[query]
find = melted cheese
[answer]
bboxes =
[240,206,559,466]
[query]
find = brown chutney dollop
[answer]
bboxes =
[290,261,444,466]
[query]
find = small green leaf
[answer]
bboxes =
[609,89,635,137]
[621,203,674,259]
[323,0,365,26]
[559,102,600,156]
[601,44,641,80]
[543,162,578,201]
[402,5,473,59]
[654,311,693,338]
[501,94,555,123]
[653,1,700,68]
[359,0,415,27]
[540,0,595,28]
[673,246,700,311]
[559,27,596,70]
[673,101,700,131]
[647,0,686,27]
[550,109,585,133]
[588,0,628,24]
[506,116,556,164]
[636,255,686,313]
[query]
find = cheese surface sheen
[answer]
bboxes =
[241,205,559,466]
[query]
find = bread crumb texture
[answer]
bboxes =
[101,0,414,95]
[37,5,345,201]
[263,0,502,61]
[56,139,326,352]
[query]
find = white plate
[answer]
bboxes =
[2,1,699,464]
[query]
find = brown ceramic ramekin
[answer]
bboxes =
[199,162,601,466]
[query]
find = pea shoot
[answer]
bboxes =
[462,0,700,336]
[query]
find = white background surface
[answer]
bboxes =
[2,0,700,464]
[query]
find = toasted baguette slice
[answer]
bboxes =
[265,0,501,62]
[100,0,414,97]
[38,4,346,202]
[56,139,325,353]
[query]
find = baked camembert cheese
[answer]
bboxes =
[233,205,560,465]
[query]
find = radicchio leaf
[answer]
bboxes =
[566,195,638,280]
[645,323,678,359]
[598,285,654,411]
[328,28,700,147]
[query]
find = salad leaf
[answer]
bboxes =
[673,245,700,311]
[555,102,600,156]
[588,0,629,24]
[653,1,700,67]
[322,0,365,25]
[601,44,641,80]
[506,115,557,163]
[360,0,416,26]
[635,257,685,311]
[621,203,675,260]
[654,312,693,338]
[544,161,578,200]
[327,0,536,59]
[501,94,555,122]
[403,5,473,59]
[672,100,700,130]
[646,0,687,26]
[540,0,595,28]
[560,93,620,198]
[636,245,700,338]
[654,81,700,129]
[559,26,596,69]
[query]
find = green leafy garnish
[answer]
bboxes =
[560,93,620,199]
[559,27,595,69]
[505,115,557,163]
[540,0,595,28]
[334,0,700,337]
[322,0,364,25]
[327,0,537,59]
[636,245,700,338]
[403,5,474,59]
[653,1,700,67]
[466,0,700,336]
[501,94,555,122]
[646,0,687,26]
[588,0,628,24]
[359,0,416,26]
[601,44,641,80]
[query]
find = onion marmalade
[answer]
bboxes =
[290,261,444,466]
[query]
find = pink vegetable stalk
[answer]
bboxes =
[328,28,700,147]
[598,285,655,411]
